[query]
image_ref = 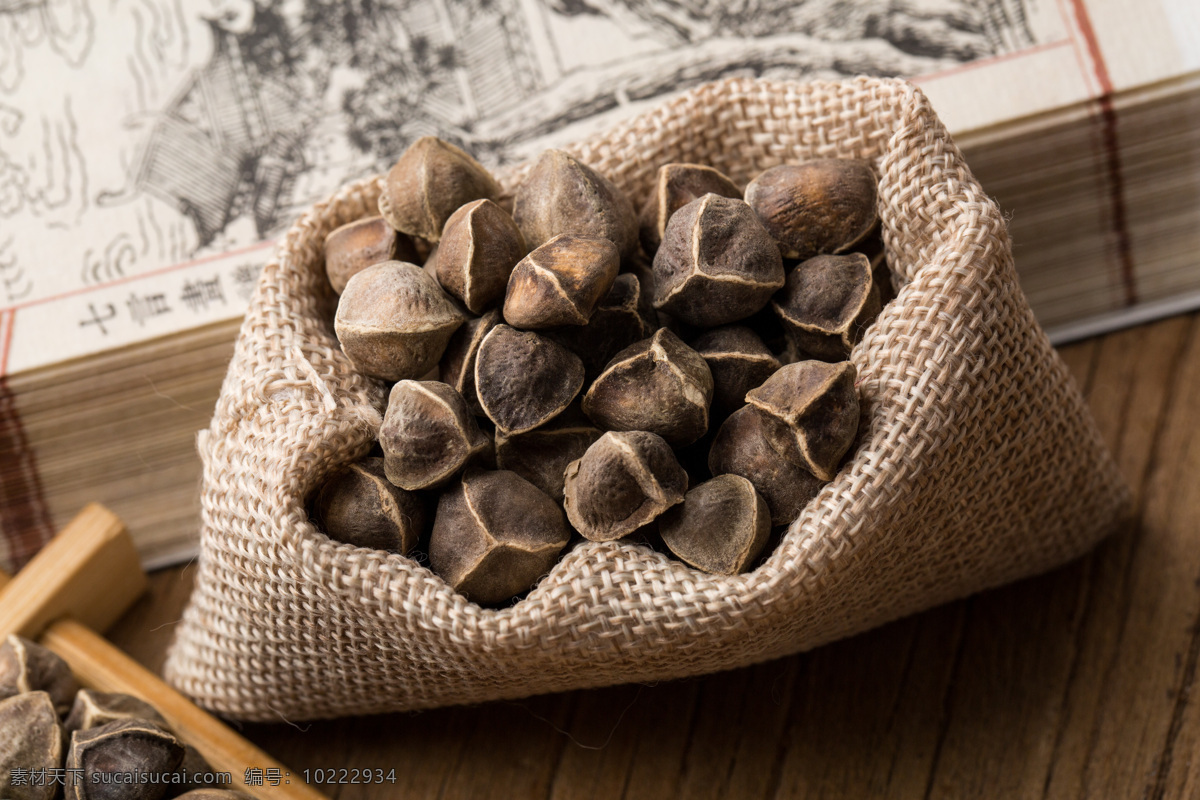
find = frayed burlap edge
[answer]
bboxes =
[163,77,1129,721]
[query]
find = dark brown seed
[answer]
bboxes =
[690,326,782,419]
[175,791,255,799]
[0,634,78,716]
[379,381,490,490]
[638,162,741,254]
[314,457,427,553]
[66,719,185,800]
[857,226,896,305]
[0,692,61,800]
[378,136,501,242]
[545,273,655,382]
[744,160,878,260]
[439,308,502,415]
[659,474,771,575]
[436,199,527,314]
[652,194,784,327]
[512,149,638,261]
[503,234,620,329]
[708,405,825,527]
[495,409,603,502]
[563,431,688,542]
[335,261,465,381]
[772,253,881,361]
[324,216,418,294]
[421,243,440,288]
[173,745,217,795]
[64,690,167,735]
[744,361,860,482]
[475,324,585,435]
[429,470,570,604]
[582,328,713,447]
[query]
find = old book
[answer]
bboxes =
[1,0,1196,571]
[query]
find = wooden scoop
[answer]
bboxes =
[0,503,327,800]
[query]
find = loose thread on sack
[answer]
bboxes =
[506,685,643,751]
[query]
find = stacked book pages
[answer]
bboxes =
[1,0,1196,571]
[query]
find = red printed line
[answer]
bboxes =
[1067,0,1138,306]
[917,39,1073,85]
[0,239,275,315]
[1068,0,1114,95]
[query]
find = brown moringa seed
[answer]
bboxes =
[512,149,638,261]
[582,328,713,447]
[503,234,620,329]
[563,431,688,542]
[324,215,418,294]
[495,409,603,501]
[638,162,741,255]
[378,136,501,242]
[546,273,657,382]
[745,361,860,482]
[422,242,440,278]
[708,405,825,526]
[659,474,771,575]
[67,719,185,800]
[690,325,782,420]
[0,692,61,800]
[439,308,502,415]
[335,261,465,381]
[436,199,527,314]
[380,381,490,490]
[175,792,255,799]
[65,690,167,735]
[772,253,881,361]
[0,634,78,715]
[314,457,427,553]
[475,324,585,435]
[652,194,784,327]
[172,745,219,795]
[429,469,570,604]
[744,159,878,260]
[857,226,897,305]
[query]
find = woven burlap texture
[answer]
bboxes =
[164,77,1129,721]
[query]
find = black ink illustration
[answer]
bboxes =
[0,236,31,302]
[4,0,1043,318]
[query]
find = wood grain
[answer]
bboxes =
[105,313,1200,799]
[0,502,144,639]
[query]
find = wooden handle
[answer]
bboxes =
[0,502,145,640]
[40,619,328,800]
[0,505,328,800]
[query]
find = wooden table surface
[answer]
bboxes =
[106,312,1200,800]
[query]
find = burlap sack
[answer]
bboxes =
[164,77,1129,721]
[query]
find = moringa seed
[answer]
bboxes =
[378,136,501,242]
[503,234,620,329]
[744,159,878,260]
[659,474,771,575]
[744,360,860,482]
[652,194,784,327]
[512,149,638,261]
[772,253,881,361]
[475,324,585,435]
[314,458,427,554]
[429,470,570,604]
[379,381,490,491]
[563,431,688,542]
